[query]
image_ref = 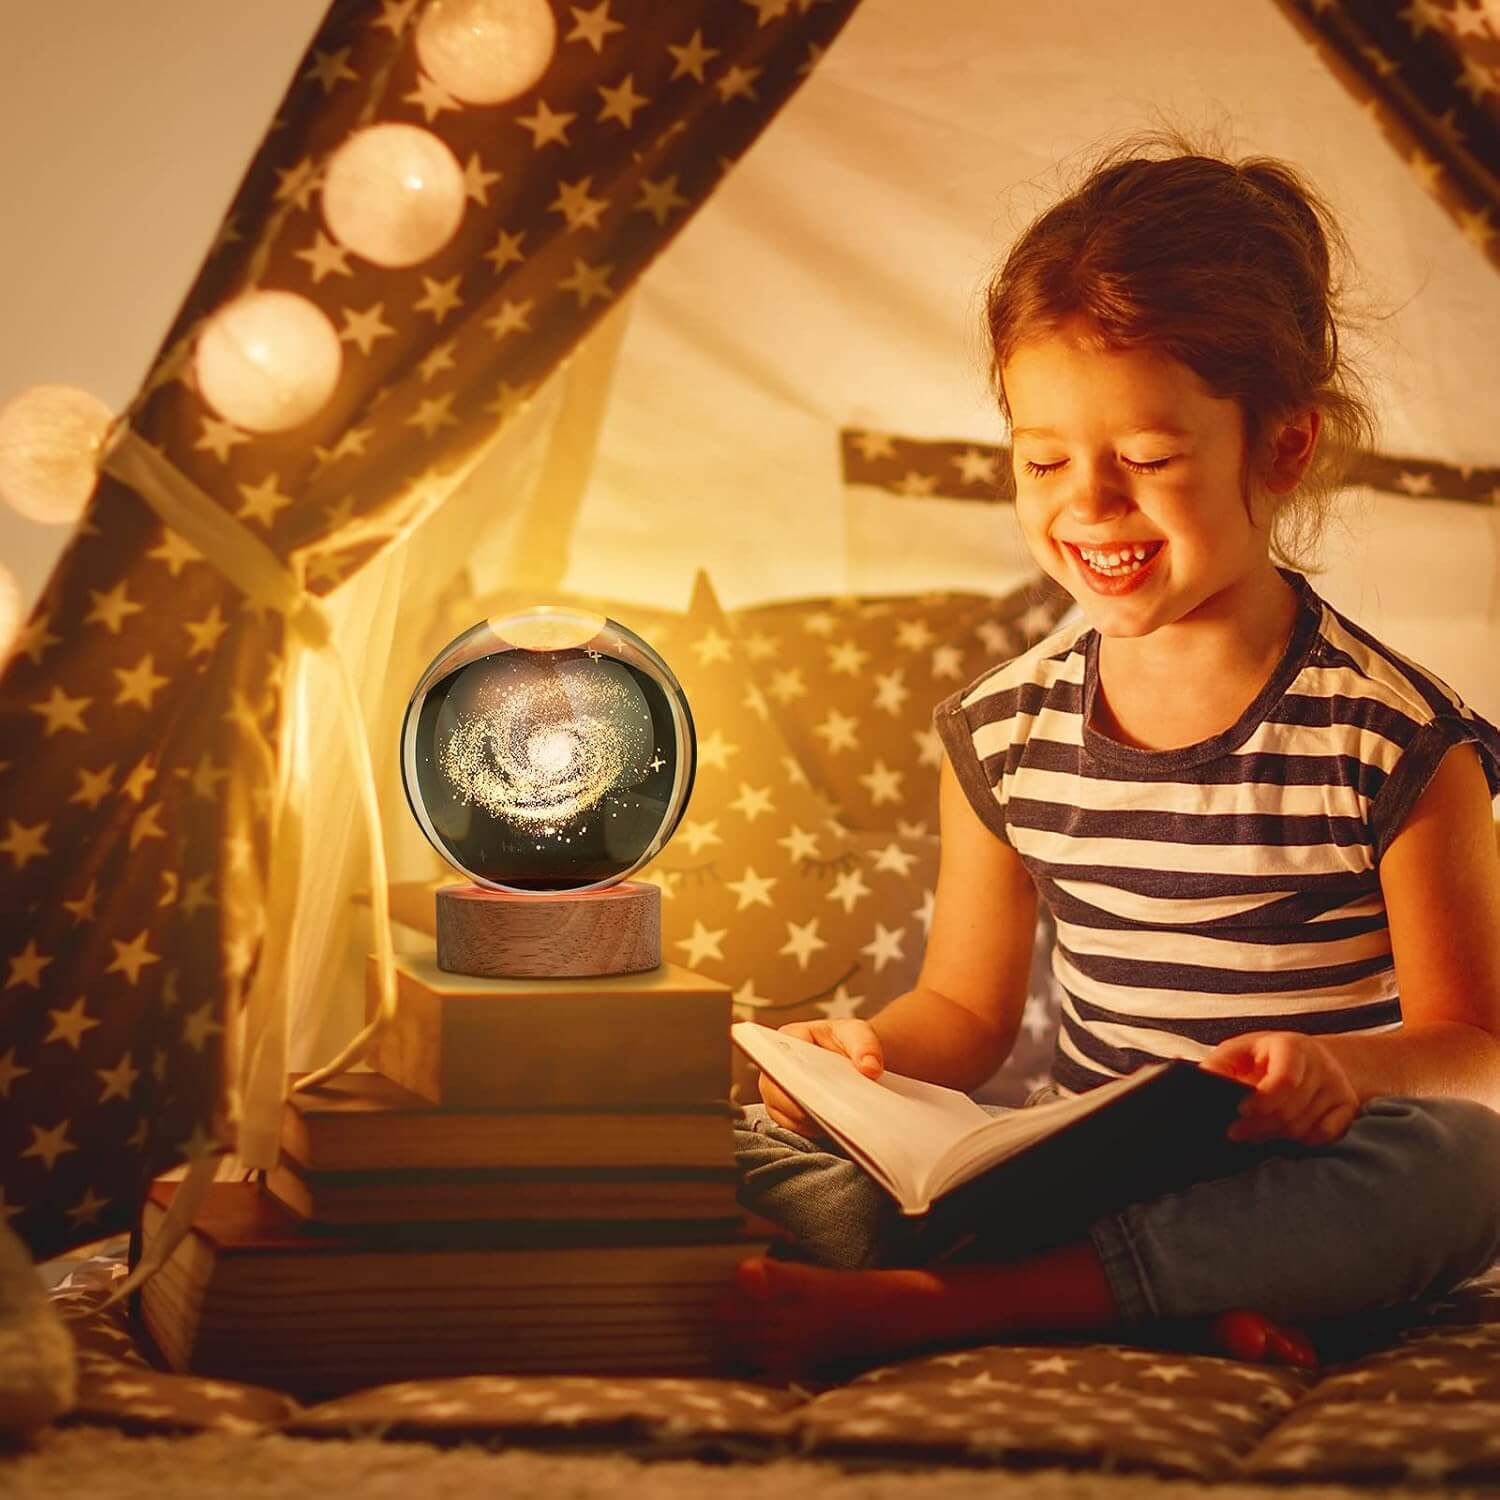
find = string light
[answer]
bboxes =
[0,559,21,663]
[321,123,466,267]
[415,0,557,105]
[0,384,113,525]
[194,290,343,433]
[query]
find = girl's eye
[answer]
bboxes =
[1021,456,1173,478]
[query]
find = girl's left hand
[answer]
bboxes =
[1198,1031,1361,1146]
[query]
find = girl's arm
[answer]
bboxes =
[1318,741,1500,1110]
[1204,741,1500,1138]
[870,753,1038,1090]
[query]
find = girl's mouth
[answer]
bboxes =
[1064,540,1165,595]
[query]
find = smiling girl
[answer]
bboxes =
[725,140,1500,1378]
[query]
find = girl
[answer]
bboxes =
[724,140,1500,1379]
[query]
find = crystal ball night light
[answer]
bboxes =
[401,607,696,894]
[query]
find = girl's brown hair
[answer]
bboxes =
[985,134,1375,573]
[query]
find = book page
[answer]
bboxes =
[732,1025,992,1211]
[929,1062,1169,1199]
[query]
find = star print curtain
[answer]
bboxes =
[1271,0,1500,275]
[0,0,863,1261]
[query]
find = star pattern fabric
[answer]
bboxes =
[1270,0,1500,277]
[43,1242,1500,1483]
[0,0,864,1261]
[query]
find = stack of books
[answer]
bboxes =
[138,956,766,1395]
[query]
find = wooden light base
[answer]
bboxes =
[435,880,660,978]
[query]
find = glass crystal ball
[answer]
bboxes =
[401,607,696,893]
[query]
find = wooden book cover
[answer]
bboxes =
[138,1182,773,1393]
[263,1156,743,1227]
[282,1070,736,1172]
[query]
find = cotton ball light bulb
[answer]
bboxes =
[321,123,466,268]
[415,0,557,105]
[195,290,342,433]
[0,560,21,663]
[0,384,113,524]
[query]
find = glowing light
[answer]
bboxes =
[0,384,112,524]
[415,0,556,105]
[321,123,466,268]
[194,290,343,433]
[0,560,22,662]
[437,662,650,831]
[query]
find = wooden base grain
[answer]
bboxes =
[435,880,660,978]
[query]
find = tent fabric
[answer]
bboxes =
[4,0,1499,1269]
[0,0,862,1261]
[1271,0,1500,276]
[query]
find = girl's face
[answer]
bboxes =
[1003,326,1277,642]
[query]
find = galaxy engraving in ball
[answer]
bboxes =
[400,607,695,892]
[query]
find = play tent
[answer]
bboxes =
[1,0,1497,1263]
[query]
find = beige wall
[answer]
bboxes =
[0,1,323,614]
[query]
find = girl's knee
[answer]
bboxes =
[1353,1096,1500,1288]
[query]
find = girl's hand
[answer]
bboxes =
[1199,1031,1360,1147]
[757,1019,885,1136]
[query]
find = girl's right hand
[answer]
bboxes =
[757,1018,885,1136]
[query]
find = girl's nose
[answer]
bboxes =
[1066,470,1132,522]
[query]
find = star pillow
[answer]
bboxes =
[725,575,1074,835]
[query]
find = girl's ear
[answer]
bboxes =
[1264,408,1321,494]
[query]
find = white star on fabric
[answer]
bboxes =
[463,152,502,205]
[236,474,294,527]
[636,175,689,224]
[483,228,526,271]
[677,819,722,855]
[725,866,778,910]
[814,983,864,1020]
[728,783,774,821]
[0,821,48,871]
[812,708,858,754]
[860,923,905,971]
[776,825,821,863]
[598,74,650,129]
[293,229,353,283]
[96,1052,141,1104]
[695,728,737,771]
[872,669,910,715]
[44,997,100,1050]
[826,640,871,676]
[516,99,578,147]
[413,275,464,323]
[857,760,902,806]
[954,447,1000,485]
[557,257,614,306]
[566,1,624,51]
[826,868,871,914]
[667,29,719,82]
[304,46,358,93]
[852,430,897,461]
[403,72,461,122]
[675,921,728,967]
[780,918,828,968]
[22,1120,76,1171]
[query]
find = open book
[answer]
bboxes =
[732,1022,1254,1218]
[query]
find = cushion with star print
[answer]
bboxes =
[723,572,1074,837]
[43,1239,1500,1477]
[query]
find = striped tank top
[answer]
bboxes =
[933,567,1500,1097]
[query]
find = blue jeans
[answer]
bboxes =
[734,1089,1500,1328]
